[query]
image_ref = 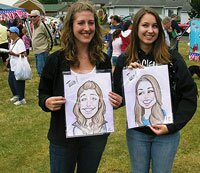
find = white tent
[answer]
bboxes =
[13,0,45,15]
[0,0,18,6]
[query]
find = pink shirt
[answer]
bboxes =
[112,37,122,57]
[22,34,31,50]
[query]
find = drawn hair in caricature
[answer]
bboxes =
[134,74,166,126]
[73,80,107,136]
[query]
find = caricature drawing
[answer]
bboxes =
[134,74,166,126]
[73,80,107,135]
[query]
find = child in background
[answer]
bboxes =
[111,29,122,72]
[22,28,31,56]
[120,20,132,52]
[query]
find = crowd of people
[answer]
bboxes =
[0,9,64,105]
[0,0,199,173]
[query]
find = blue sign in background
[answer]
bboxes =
[189,18,200,62]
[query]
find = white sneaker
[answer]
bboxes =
[14,99,26,106]
[10,96,19,102]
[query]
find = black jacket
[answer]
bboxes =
[38,50,111,145]
[113,49,198,135]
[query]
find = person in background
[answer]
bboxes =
[7,26,27,106]
[113,7,197,173]
[38,1,122,173]
[106,15,122,59]
[0,23,9,71]
[50,22,58,45]
[22,27,31,56]
[57,16,64,45]
[97,8,107,26]
[120,20,132,52]
[12,17,24,38]
[30,10,53,77]
[57,16,64,33]
[162,16,172,47]
[170,14,182,50]
[111,29,122,72]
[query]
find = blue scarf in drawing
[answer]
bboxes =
[141,109,167,126]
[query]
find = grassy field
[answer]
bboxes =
[0,40,199,173]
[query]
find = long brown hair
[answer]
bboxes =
[73,81,106,128]
[60,0,105,67]
[134,75,164,126]
[126,7,171,65]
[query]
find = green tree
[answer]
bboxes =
[188,0,200,18]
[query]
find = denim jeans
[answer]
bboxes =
[35,51,49,77]
[126,129,180,173]
[49,135,108,173]
[111,56,118,66]
[8,70,25,100]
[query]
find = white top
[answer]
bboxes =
[163,28,170,47]
[9,39,26,71]
[70,66,96,75]
[112,37,122,57]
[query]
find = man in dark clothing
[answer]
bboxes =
[170,14,182,51]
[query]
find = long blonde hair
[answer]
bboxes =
[60,0,105,67]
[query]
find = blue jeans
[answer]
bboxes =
[112,56,118,66]
[8,70,25,100]
[49,135,108,173]
[35,52,49,77]
[126,129,180,173]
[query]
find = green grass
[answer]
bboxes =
[0,41,200,173]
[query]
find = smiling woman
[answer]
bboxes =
[38,0,122,172]
[113,7,197,173]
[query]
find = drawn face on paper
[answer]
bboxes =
[79,89,100,119]
[137,80,156,109]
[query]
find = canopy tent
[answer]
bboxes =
[13,0,45,15]
[0,3,28,21]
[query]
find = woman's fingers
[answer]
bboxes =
[109,92,123,108]
[45,96,66,111]
[149,125,169,135]
[127,62,143,69]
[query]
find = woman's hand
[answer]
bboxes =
[109,92,123,109]
[45,96,66,111]
[128,62,143,69]
[149,124,169,135]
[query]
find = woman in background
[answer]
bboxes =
[22,27,31,56]
[8,26,27,106]
[111,29,122,72]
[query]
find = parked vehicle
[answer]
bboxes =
[178,23,190,35]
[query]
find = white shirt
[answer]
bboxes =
[112,37,122,57]
[70,66,96,75]
[9,39,26,71]
[163,28,170,47]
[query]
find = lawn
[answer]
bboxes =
[0,39,199,173]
